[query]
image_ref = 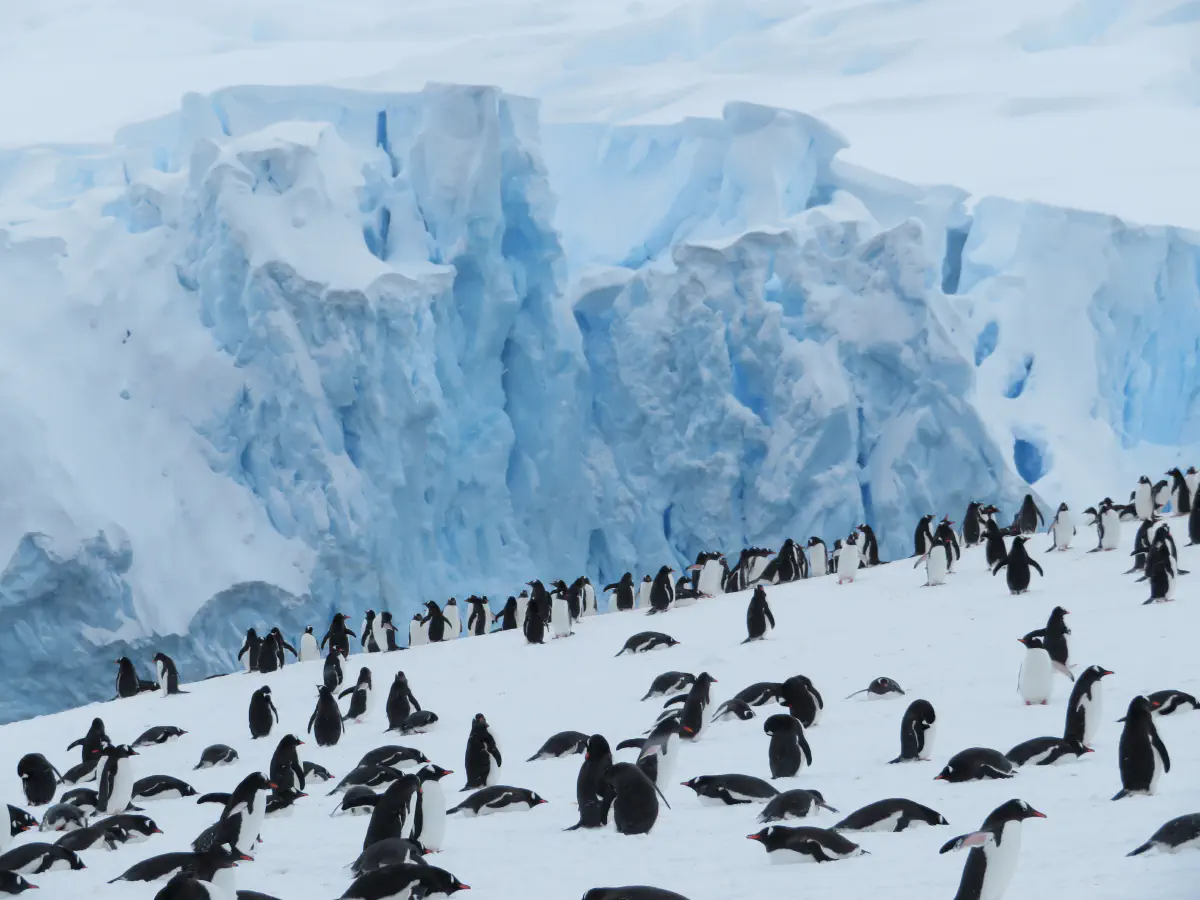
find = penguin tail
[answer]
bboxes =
[1111,789,1131,801]
[844,689,868,699]
[1127,841,1154,857]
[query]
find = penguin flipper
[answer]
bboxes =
[939,831,991,854]
[1029,559,1044,576]
[1127,841,1155,857]
[1112,789,1132,801]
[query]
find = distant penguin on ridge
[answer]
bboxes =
[913,515,935,557]
[604,574,636,612]
[1016,494,1043,535]
[806,538,828,577]
[299,626,320,663]
[835,534,861,584]
[238,629,262,672]
[153,653,185,697]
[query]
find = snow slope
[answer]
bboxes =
[1,522,1197,900]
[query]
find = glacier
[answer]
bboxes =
[0,83,1197,722]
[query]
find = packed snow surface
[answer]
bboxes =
[1,528,1197,899]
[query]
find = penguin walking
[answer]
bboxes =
[238,629,262,672]
[412,764,452,851]
[386,672,421,732]
[409,614,428,647]
[466,596,491,636]
[604,574,636,612]
[248,686,279,739]
[1017,632,1053,705]
[806,538,828,577]
[939,800,1046,900]
[1046,502,1074,550]
[913,515,935,557]
[462,714,502,791]
[321,613,356,657]
[422,602,452,643]
[115,657,141,698]
[835,534,861,584]
[1016,494,1043,535]
[98,744,138,814]
[153,653,185,696]
[567,734,612,831]
[918,536,951,586]
[443,598,461,639]
[984,519,1008,569]
[935,517,960,571]
[308,685,345,747]
[856,524,880,566]
[269,734,306,793]
[1113,696,1170,800]
[298,626,320,662]
[600,763,670,836]
[992,537,1043,594]
[890,699,936,763]
[764,714,812,778]
[742,586,775,643]
[340,667,373,723]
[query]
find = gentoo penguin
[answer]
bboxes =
[696,552,729,595]
[466,596,491,636]
[421,602,452,643]
[641,672,695,700]
[934,748,1015,782]
[1148,689,1200,716]
[1187,466,1199,498]
[339,667,373,722]
[1135,475,1155,520]
[131,775,196,801]
[939,799,1045,900]
[550,584,573,638]
[320,613,356,656]
[891,699,937,763]
[268,734,306,793]
[443,598,461,639]
[97,744,138,814]
[249,686,279,739]
[150,872,229,900]
[1129,518,1156,572]
[1093,498,1122,551]
[409,613,428,647]
[835,534,861,584]
[913,515,935,556]
[362,773,421,849]
[99,813,161,843]
[379,612,399,650]
[935,517,960,571]
[1128,813,1200,856]
[857,524,881,566]
[636,717,680,786]
[992,537,1043,594]
[1143,527,1179,603]
[0,872,36,894]
[764,714,812,778]
[1029,606,1072,679]
[523,595,546,644]
[681,774,777,806]
[302,761,333,784]
[153,653,185,696]
[411,764,452,851]
[322,647,344,692]
[463,714,502,791]
[758,789,838,822]
[1016,494,1043,535]
[759,541,804,583]
[582,888,689,900]
[614,631,679,656]
[711,699,750,725]
[133,725,186,747]
[447,784,546,816]
[298,626,320,662]
[0,842,85,874]
[395,710,438,735]
[735,682,784,706]
[17,755,61,807]
[54,821,131,852]
[495,596,518,631]
[193,744,238,769]
[963,502,984,546]
[600,763,669,835]
[647,566,676,614]
[115,656,142,698]
[194,772,275,857]
[259,629,295,673]
[527,731,589,761]
[385,671,422,731]
[308,685,344,747]
[746,825,866,863]
[332,787,379,818]
[361,610,380,652]
[38,802,88,832]
[806,537,829,577]
[112,842,245,883]
[567,734,613,831]
[59,757,99,786]
[984,519,1008,568]
[1048,503,1074,550]
[1189,499,1200,546]
[678,672,716,739]
[1113,695,1170,800]
[832,798,947,832]
[919,536,952,586]
[1017,632,1053,705]
[1004,736,1091,767]
[327,765,402,795]
[743,586,775,643]
[3,806,37,851]
[780,674,824,728]
[66,717,109,764]
[238,629,262,672]
[342,865,469,900]
[635,575,653,609]
[604,574,637,612]
[845,677,904,699]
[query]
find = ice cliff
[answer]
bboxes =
[0,84,1195,721]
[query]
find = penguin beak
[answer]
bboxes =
[267,782,277,789]
[1029,809,1047,818]
[1083,747,1095,753]
[1101,669,1114,677]
[238,853,254,861]
[455,884,471,891]
[933,774,947,781]
[746,834,762,841]
[1150,701,1161,708]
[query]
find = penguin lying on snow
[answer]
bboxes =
[641,672,695,700]
[527,731,588,761]
[1128,813,1200,856]
[348,837,427,875]
[615,632,679,656]
[832,798,947,832]
[582,888,690,900]
[845,677,904,700]
[133,725,187,747]
[446,785,546,816]
[194,745,238,770]
[1004,737,1091,767]
[746,825,866,864]
[0,872,37,894]
[680,775,777,806]
[357,746,429,772]
[0,842,85,874]
[712,699,755,722]
[934,748,1014,782]
[757,789,838,823]
[340,863,469,900]
[1148,689,1200,716]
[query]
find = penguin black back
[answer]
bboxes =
[308,686,344,747]
[567,734,612,831]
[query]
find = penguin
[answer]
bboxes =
[59,758,99,786]
[448,784,546,816]
[835,534,861,584]
[550,585,573,638]
[395,710,438,735]
[601,574,634,612]
[681,775,777,806]
[963,502,984,546]
[1095,498,1122,550]
[919,536,951,586]
[934,748,1015,782]
[992,536,1043,594]
[678,672,716,740]
[913,515,935,556]
[758,541,803,584]
[1135,475,1154,520]
[1004,737,1091,767]
[1148,689,1200,716]
[66,717,109,764]
[1016,494,1043,535]
[1129,517,1155,572]
[193,744,238,769]
[0,873,35,894]
[806,538,829,577]
[133,725,186,747]
[419,602,450,643]
[4,807,38,847]
[935,517,960,570]
[463,713,502,791]
[984,518,1008,568]
[735,682,784,706]
[527,731,589,761]
[411,764,452,851]
[1188,466,1199,498]
[890,699,936,764]
[130,775,197,801]
[614,631,679,656]
[327,765,402,795]
[443,598,461,639]
[99,812,161,842]
[856,524,880,566]
[746,825,866,863]
[845,677,904,700]
[115,657,141,698]
[645,566,676,614]
[1154,477,1172,513]
[59,787,99,814]
[307,685,344,747]
[1128,813,1200,856]
[1017,632,1053,705]
[635,575,653,609]
[98,744,138,814]
[1189,498,1200,547]
[268,734,305,793]
[1029,606,1073,678]
[1113,695,1170,800]
[582,889,689,900]
[0,843,86,874]
[830,539,843,575]
[758,789,839,822]
[408,613,427,647]
[742,586,775,643]
[939,799,1046,900]
[237,629,261,672]
[1047,502,1075,550]
[248,686,279,739]
[341,864,469,900]
[764,714,812,778]
[193,772,275,857]
[1143,527,1178,603]
[298,626,320,662]
[832,798,947,832]
[38,802,88,831]
[495,597,518,631]
[567,734,612,831]
[332,786,379,818]
[523,596,546,644]
[780,674,824,728]
[379,612,399,651]
[636,717,680,786]
[385,671,422,731]
[578,577,599,617]
[323,647,344,692]
[696,552,729,595]
[641,672,695,700]
[361,774,421,849]
[256,630,290,674]
[109,845,244,884]
[466,596,491,636]
[54,821,130,852]
[599,763,669,835]
[17,755,61,807]
[152,653,185,696]
[361,610,380,652]
[320,613,356,656]
[339,667,373,722]
[713,699,756,722]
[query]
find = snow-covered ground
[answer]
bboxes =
[2,521,1197,899]
[2,0,1199,227]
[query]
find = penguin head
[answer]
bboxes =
[746,827,786,850]
[104,744,138,759]
[1139,475,1151,484]
[933,763,955,781]
[472,713,488,727]
[1017,632,1045,650]
[584,734,611,760]
[394,671,408,684]
[412,613,423,622]
[680,776,705,792]
[993,799,1046,823]
[357,668,372,687]
[304,625,313,635]
[257,685,272,697]
[446,598,457,607]
[417,764,453,782]
[7,806,37,833]
[1084,665,1113,682]
[1119,695,1154,722]
[1065,739,1093,758]
[422,867,471,895]
[1050,606,1070,620]
[0,872,35,894]
[279,733,304,749]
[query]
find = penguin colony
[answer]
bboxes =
[0,473,1197,899]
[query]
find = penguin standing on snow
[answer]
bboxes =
[361,611,380,652]
[385,671,421,731]
[466,596,491,636]
[992,537,1042,594]
[238,629,262,672]
[857,524,880,566]
[600,763,670,836]
[939,799,1046,900]
[323,647,344,691]
[963,502,984,546]
[153,653,185,696]
[764,714,812,778]
[98,744,138,814]
[443,598,461,639]
[17,754,62,806]
[550,584,573,638]
[380,612,399,651]
[1134,475,1155,520]
[339,667,373,723]
[1017,632,1053,706]
[647,566,676,614]
[806,538,828,577]
[115,657,142,698]
[604,574,637,612]
[636,576,653,610]
[308,685,344,747]
[913,515,935,557]
[298,626,320,662]
[567,734,612,831]
[743,586,775,643]
[835,534,861,584]
[269,734,306,794]
[495,597,518,631]
[918,536,952,586]
[935,517,960,571]
[890,699,937,763]
[780,675,824,728]
[1091,498,1122,551]
[1028,606,1072,679]
[636,717,680,786]
[409,614,428,647]
[412,764,452,851]
[462,714,502,791]
[248,686,279,739]
[422,602,452,643]
[1113,696,1170,800]
[1063,665,1112,749]
[1047,503,1074,551]
[984,519,1008,569]
[1143,527,1179,603]
[523,596,546,645]
[1016,494,1043,535]
[321,613,356,657]
[1167,468,1192,516]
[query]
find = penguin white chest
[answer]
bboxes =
[698,561,724,596]
[1052,512,1074,548]
[372,620,388,651]
[981,822,1023,900]
[1079,688,1102,745]
[926,548,948,586]
[550,597,571,638]
[1150,741,1165,793]
[420,781,447,851]
[410,622,427,647]
[837,546,860,583]
[156,661,168,697]
[445,608,461,638]
[809,551,827,577]
[636,582,651,609]
[299,633,319,662]
[1019,649,1053,704]
[106,760,134,813]
[1100,511,1121,549]
[918,720,936,759]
